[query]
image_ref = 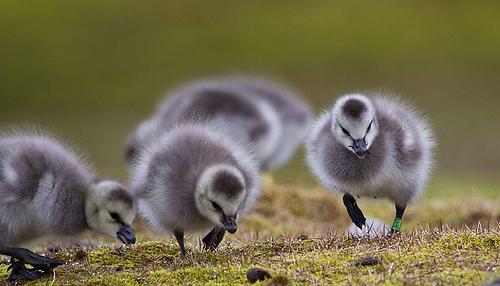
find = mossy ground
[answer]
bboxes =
[1,179,498,285]
[1,228,497,285]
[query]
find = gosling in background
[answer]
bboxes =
[131,124,260,256]
[126,79,281,171]
[221,76,313,170]
[306,93,435,233]
[0,131,136,281]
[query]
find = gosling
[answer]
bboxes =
[221,76,313,170]
[0,132,136,281]
[306,93,435,233]
[131,124,260,256]
[125,79,281,171]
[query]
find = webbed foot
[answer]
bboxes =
[202,226,226,251]
[13,248,64,271]
[6,261,44,281]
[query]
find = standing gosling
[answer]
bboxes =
[306,93,435,233]
[125,79,281,171]
[0,132,136,281]
[131,124,260,256]
[221,76,313,170]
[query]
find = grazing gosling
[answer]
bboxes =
[0,132,136,281]
[221,76,313,170]
[306,93,435,233]
[125,79,282,171]
[131,124,260,256]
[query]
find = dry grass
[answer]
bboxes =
[240,176,499,237]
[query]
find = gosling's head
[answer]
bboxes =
[86,180,137,245]
[331,94,379,159]
[195,164,246,234]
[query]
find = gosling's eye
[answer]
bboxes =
[109,212,120,221]
[210,201,222,211]
[340,126,351,137]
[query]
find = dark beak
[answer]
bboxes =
[117,224,136,245]
[352,139,369,158]
[221,214,238,234]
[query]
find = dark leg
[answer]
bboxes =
[0,246,63,281]
[0,246,63,271]
[343,193,367,229]
[173,230,186,257]
[202,226,226,251]
[390,204,406,233]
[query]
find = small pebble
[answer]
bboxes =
[246,268,272,283]
[356,256,382,266]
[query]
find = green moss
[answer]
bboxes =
[88,241,179,268]
[0,265,8,280]
[267,274,290,285]
[5,227,497,285]
[86,273,143,286]
[149,267,248,285]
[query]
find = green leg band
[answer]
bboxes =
[391,218,403,231]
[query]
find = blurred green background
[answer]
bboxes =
[1,1,499,196]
